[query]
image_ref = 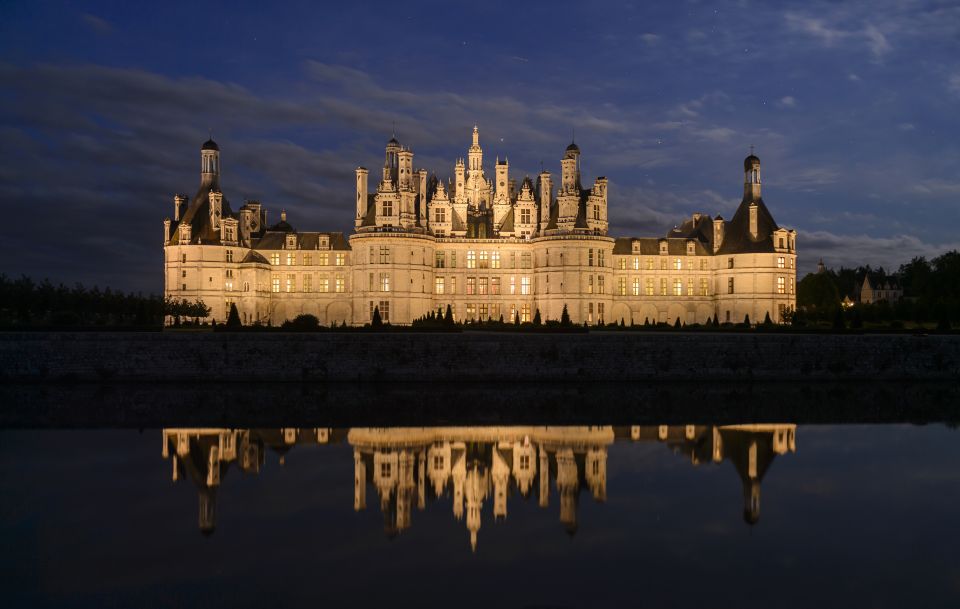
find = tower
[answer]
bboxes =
[537,170,552,234]
[561,141,580,193]
[355,167,369,229]
[493,157,511,229]
[383,136,400,186]
[201,138,220,187]
[467,125,483,176]
[744,151,761,201]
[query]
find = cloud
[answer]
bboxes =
[81,13,112,35]
[949,73,960,97]
[776,96,796,109]
[639,33,661,46]
[799,230,960,273]
[785,13,891,59]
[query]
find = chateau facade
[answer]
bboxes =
[163,128,797,325]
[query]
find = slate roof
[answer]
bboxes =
[715,197,780,255]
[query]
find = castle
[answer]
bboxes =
[163,128,797,325]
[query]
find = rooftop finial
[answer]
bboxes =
[750,144,755,155]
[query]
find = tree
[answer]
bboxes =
[514,312,520,326]
[743,314,751,326]
[560,304,571,327]
[371,306,383,328]
[673,318,681,329]
[532,309,542,326]
[832,307,846,330]
[284,314,319,331]
[444,304,454,326]
[797,272,841,315]
[763,311,773,326]
[226,303,242,329]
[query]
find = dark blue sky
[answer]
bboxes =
[2,0,959,292]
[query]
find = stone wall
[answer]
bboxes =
[2,331,959,383]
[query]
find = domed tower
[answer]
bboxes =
[744,151,761,201]
[561,141,581,193]
[383,136,400,185]
[201,138,220,188]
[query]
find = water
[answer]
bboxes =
[1,386,959,608]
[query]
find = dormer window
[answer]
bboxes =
[286,234,297,250]
[319,236,329,250]
[659,240,668,255]
[686,241,695,256]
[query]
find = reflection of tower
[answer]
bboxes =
[538,445,550,508]
[492,446,510,520]
[428,442,452,497]
[354,449,366,511]
[396,451,415,532]
[556,448,579,535]
[717,425,797,526]
[199,487,217,535]
[512,439,537,497]
[585,447,607,502]
[452,448,466,520]
[464,464,489,552]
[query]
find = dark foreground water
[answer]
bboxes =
[1,385,959,608]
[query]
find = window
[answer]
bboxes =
[466,250,476,268]
[379,273,390,292]
[224,279,233,291]
[303,275,312,292]
[660,258,668,270]
[451,252,457,268]
[632,277,640,296]
[674,279,683,296]
[598,302,605,323]
[435,277,444,294]
[379,301,390,322]
[777,256,785,269]
[181,283,186,290]
[588,249,594,267]
[728,277,735,294]
[435,251,445,268]
[521,277,531,295]
[509,252,516,268]
[674,258,682,271]
[335,253,345,266]
[243,281,250,292]
[510,276,516,295]
[727,257,734,269]
[181,253,187,263]
[270,253,280,265]
[491,277,501,295]
[520,304,531,322]
[319,278,329,293]
[520,208,531,224]
[777,276,786,294]
[450,277,457,294]
[618,277,627,296]
[790,258,795,269]
[225,250,233,263]
[779,237,785,248]
[466,277,476,295]
[598,275,605,294]
[593,204,601,220]
[182,270,187,278]
[272,276,280,293]
[433,455,444,469]
[618,258,626,270]
[382,200,393,216]
[286,274,295,293]
[633,256,640,270]
[660,278,668,296]
[479,303,488,318]
[379,246,390,264]
[319,252,329,266]
[519,454,530,470]
[646,258,654,270]
[303,254,312,265]
[521,252,532,268]
[286,253,295,266]
[790,277,795,294]
[435,207,446,223]
[645,278,654,296]
[479,251,489,268]
[491,251,501,269]
[466,303,476,318]
[335,275,345,292]
[479,277,488,295]
[588,275,594,294]
[700,278,709,296]
[687,279,694,296]
[588,302,594,324]
[598,250,605,267]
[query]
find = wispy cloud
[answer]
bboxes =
[785,12,891,59]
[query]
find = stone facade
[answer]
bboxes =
[162,130,797,325]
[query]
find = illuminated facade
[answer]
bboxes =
[162,129,797,325]
[162,424,797,549]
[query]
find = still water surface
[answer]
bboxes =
[2,423,959,608]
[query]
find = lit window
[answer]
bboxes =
[304,254,312,265]
[633,257,640,270]
[379,301,389,322]
[286,274,295,292]
[598,250,605,267]
[660,258,668,270]
[777,256,785,269]
[674,258,682,270]
[588,302,594,324]
[510,276,516,295]
[598,275,605,294]
[491,251,501,269]
[479,277,488,295]
[521,304,531,322]
[645,278,654,295]
[618,277,627,296]
[632,278,640,296]
[521,277,531,295]
[479,251,489,269]
[479,303,488,318]
[491,277,501,295]
[674,279,683,295]
[777,276,786,294]
[379,273,390,292]
[303,275,312,292]
[660,278,668,296]
[287,253,295,266]
[790,277,795,294]
[450,277,457,294]
[270,253,280,265]
[598,302,605,323]
[618,258,626,270]
[646,258,654,270]
[225,250,233,263]
[272,277,280,293]
[466,303,476,318]
[700,278,709,296]
[335,253,345,266]
[687,279,693,296]
[466,277,476,295]
[335,275,345,292]
[435,251,445,268]
[588,276,594,294]
[467,251,476,268]
[319,278,329,293]
[435,277,444,294]
[319,252,329,265]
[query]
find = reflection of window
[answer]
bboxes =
[381,462,391,477]
[433,455,444,469]
[519,455,530,470]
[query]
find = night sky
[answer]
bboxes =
[2,1,959,293]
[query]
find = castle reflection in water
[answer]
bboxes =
[162,425,796,550]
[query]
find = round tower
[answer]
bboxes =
[744,151,761,200]
[201,138,220,186]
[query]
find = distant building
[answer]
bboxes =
[860,273,902,304]
[162,129,797,325]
